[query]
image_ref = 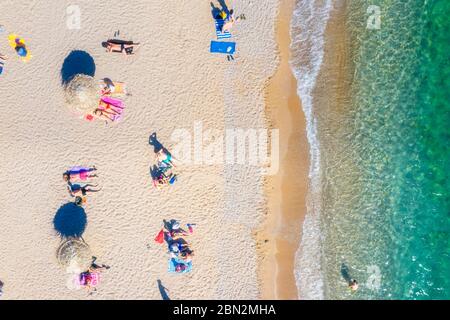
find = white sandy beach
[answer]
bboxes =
[0,0,288,299]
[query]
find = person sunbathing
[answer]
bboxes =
[102,40,140,55]
[175,263,188,273]
[63,167,97,182]
[165,222,189,240]
[89,256,110,272]
[93,108,118,122]
[67,182,101,197]
[179,246,194,262]
[93,99,124,122]
[221,10,246,33]
[153,173,168,188]
[79,271,97,294]
[156,149,176,167]
[0,53,7,60]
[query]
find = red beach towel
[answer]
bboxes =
[154,229,164,244]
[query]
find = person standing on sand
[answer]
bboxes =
[349,279,359,291]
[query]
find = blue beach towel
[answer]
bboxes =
[210,41,236,55]
[168,257,193,274]
[215,19,232,39]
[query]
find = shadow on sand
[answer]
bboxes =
[157,279,170,300]
[149,132,165,153]
[61,50,96,85]
[53,202,87,238]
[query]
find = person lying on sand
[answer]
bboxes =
[221,9,246,33]
[67,182,101,197]
[156,149,176,167]
[175,263,188,273]
[63,166,97,182]
[153,172,177,188]
[101,78,116,95]
[169,242,192,256]
[179,247,194,262]
[0,53,7,60]
[89,256,110,272]
[93,108,119,123]
[102,40,140,55]
[164,221,189,240]
[79,271,97,294]
[92,99,124,122]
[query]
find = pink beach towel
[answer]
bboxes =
[79,272,100,287]
[101,96,124,109]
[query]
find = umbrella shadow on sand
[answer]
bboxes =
[61,50,96,85]
[53,202,87,238]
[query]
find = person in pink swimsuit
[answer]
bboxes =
[63,166,97,182]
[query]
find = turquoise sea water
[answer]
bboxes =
[293,0,449,299]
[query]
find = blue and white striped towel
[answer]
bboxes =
[215,19,232,39]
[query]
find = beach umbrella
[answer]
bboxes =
[56,238,92,272]
[64,74,100,114]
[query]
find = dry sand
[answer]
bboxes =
[0,0,290,299]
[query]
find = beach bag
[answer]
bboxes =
[154,229,164,244]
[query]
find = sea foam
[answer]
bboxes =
[290,0,334,300]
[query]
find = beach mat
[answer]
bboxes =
[101,96,124,108]
[210,41,236,54]
[168,257,192,274]
[8,34,32,62]
[215,19,232,39]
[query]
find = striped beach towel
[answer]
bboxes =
[215,19,231,39]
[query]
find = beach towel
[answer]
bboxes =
[210,41,236,55]
[100,80,127,96]
[8,34,32,62]
[68,166,94,180]
[215,19,232,39]
[168,257,192,274]
[155,229,164,244]
[78,272,100,287]
[101,96,124,108]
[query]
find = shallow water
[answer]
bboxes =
[292,0,450,299]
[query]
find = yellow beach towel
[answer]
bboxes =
[8,34,32,62]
